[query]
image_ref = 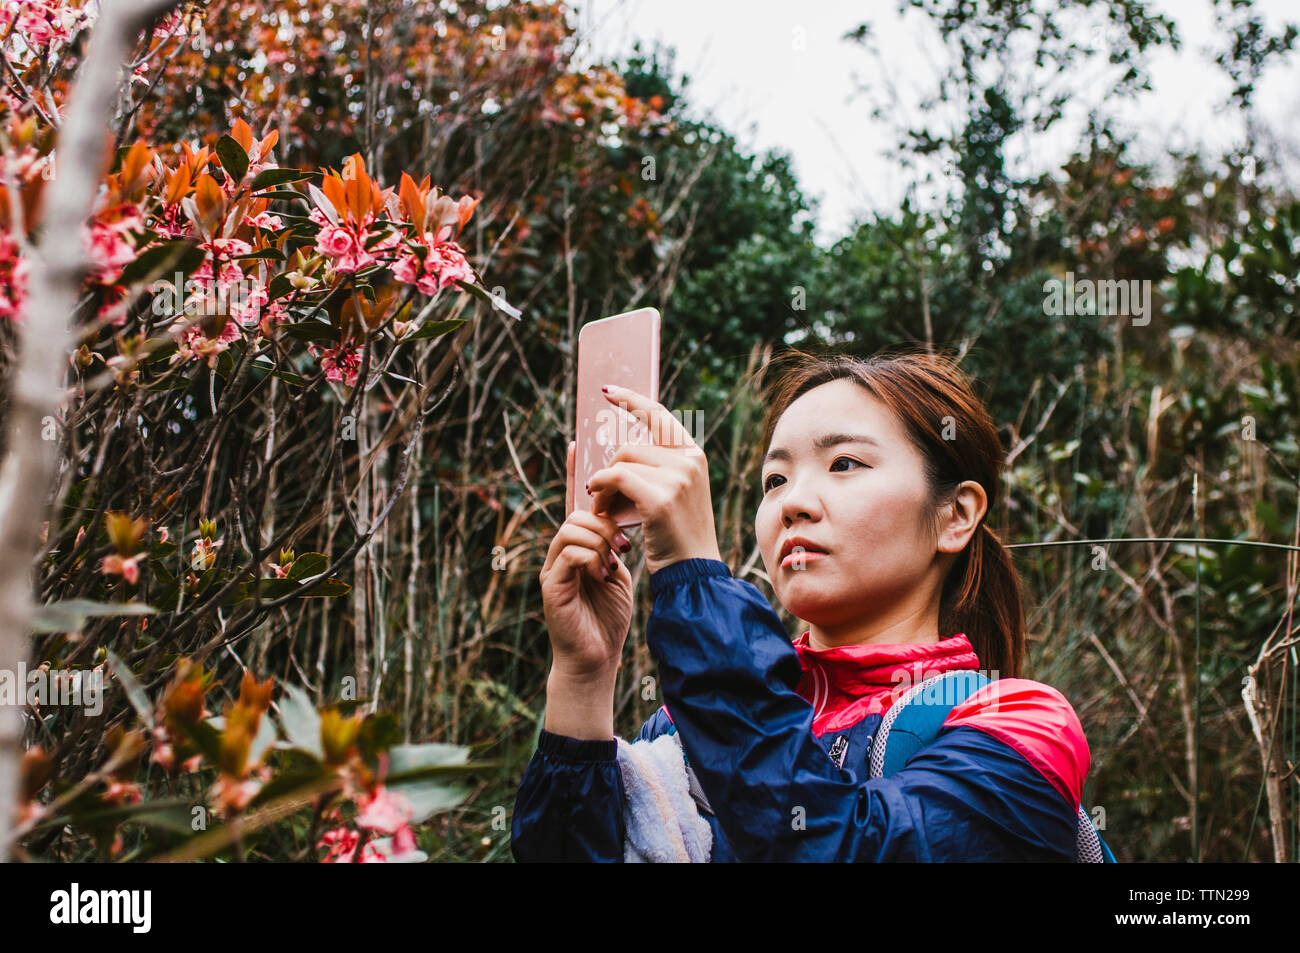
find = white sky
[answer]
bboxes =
[570,0,1300,245]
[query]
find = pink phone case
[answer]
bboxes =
[573,307,661,527]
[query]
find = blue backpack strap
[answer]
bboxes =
[872,670,1116,862]
[872,670,989,777]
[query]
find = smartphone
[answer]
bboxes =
[573,307,661,527]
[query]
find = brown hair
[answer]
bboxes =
[754,344,1025,677]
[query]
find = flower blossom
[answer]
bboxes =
[392,234,475,297]
[307,341,363,387]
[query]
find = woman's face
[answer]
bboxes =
[755,378,956,644]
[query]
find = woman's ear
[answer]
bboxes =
[936,481,988,555]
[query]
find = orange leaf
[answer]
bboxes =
[194,173,224,226]
[164,163,191,206]
[230,118,254,153]
[120,141,154,193]
[256,128,278,162]
[399,171,425,231]
[457,194,480,231]
[322,175,348,222]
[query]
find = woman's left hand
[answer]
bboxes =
[586,384,723,575]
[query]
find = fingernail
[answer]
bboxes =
[601,565,610,580]
[614,532,630,552]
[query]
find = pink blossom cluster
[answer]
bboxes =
[0,0,85,51]
[318,787,424,863]
[391,232,476,296]
[308,206,399,274]
[306,340,363,386]
[0,230,28,322]
[84,206,145,286]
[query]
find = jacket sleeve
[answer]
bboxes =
[510,708,675,862]
[644,557,1087,862]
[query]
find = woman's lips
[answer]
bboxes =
[781,550,827,570]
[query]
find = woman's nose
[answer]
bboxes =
[778,476,820,524]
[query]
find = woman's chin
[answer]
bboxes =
[776,581,853,624]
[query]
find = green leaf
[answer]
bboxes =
[387,780,470,825]
[233,247,285,261]
[386,742,471,773]
[181,718,223,764]
[35,798,197,836]
[457,280,522,319]
[216,135,249,185]
[31,599,156,634]
[287,552,328,580]
[118,240,205,287]
[220,577,350,604]
[358,712,402,761]
[105,648,156,730]
[255,189,311,203]
[248,168,313,191]
[247,764,330,807]
[251,357,306,388]
[267,273,296,302]
[403,318,466,341]
[277,684,324,761]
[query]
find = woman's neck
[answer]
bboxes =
[806,602,941,651]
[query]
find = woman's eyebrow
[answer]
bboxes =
[763,433,882,464]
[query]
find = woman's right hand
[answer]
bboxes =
[539,440,634,678]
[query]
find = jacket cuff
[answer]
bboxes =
[537,728,617,762]
[649,557,732,599]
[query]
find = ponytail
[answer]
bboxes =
[940,521,1024,678]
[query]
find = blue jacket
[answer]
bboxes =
[512,558,1093,862]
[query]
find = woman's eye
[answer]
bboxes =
[762,457,866,492]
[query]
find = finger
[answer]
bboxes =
[553,542,613,586]
[564,439,575,518]
[604,441,693,470]
[600,384,696,452]
[587,461,661,520]
[541,511,625,577]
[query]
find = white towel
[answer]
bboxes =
[615,732,713,863]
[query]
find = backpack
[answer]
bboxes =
[669,669,1117,862]
[866,669,1116,863]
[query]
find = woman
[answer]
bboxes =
[512,347,1101,862]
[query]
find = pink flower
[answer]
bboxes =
[307,341,363,386]
[84,208,145,285]
[102,778,142,805]
[101,552,145,585]
[356,787,414,835]
[314,224,376,273]
[318,226,357,258]
[0,230,29,322]
[392,236,475,297]
[211,775,262,813]
[170,315,243,369]
[318,827,362,862]
[6,1,73,49]
[247,211,283,231]
[190,536,223,571]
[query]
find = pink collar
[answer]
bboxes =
[792,631,982,736]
